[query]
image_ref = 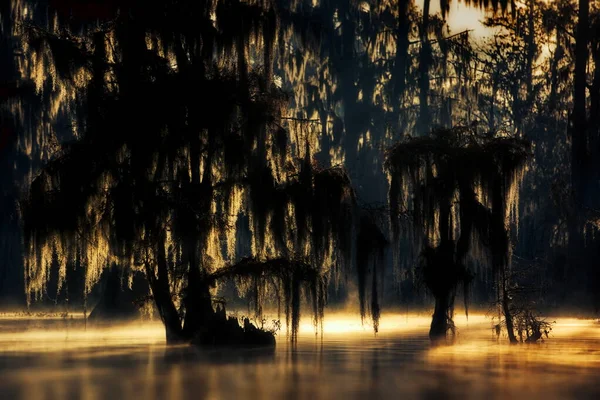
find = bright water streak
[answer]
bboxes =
[0,314,598,400]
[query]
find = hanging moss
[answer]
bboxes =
[207,257,327,341]
[356,215,387,332]
[20,0,374,345]
[385,125,530,340]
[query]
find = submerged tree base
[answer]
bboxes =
[190,308,276,347]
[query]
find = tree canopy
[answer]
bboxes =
[1,0,600,344]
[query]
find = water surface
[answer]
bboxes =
[0,314,598,399]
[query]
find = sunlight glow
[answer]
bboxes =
[294,312,434,336]
[426,318,600,367]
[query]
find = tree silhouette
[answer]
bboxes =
[19,0,388,344]
[386,125,529,341]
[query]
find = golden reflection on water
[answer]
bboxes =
[0,313,598,399]
[427,317,600,367]
[296,312,434,336]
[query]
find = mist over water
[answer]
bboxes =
[0,314,598,400]
[2,1,600,398]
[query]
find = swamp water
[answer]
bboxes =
[0,313,598,399]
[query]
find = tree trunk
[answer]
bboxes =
[430,290,451,341]
[181,128,216,339]
[339,0,360,169]
[145,237,184,344]
[501,270,518,343]
[571,0,589,206]
[525,0,535,98]
[547,29,563,113]
[417,0,431,135]
[393,1,411,106]
[589,39,600,182]
[182,266,215,339]
[0,0,25,306]
[429,198,454,342]
[490,176,518,343]
[567,0,589,303]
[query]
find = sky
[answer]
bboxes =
[416,0,494,39]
